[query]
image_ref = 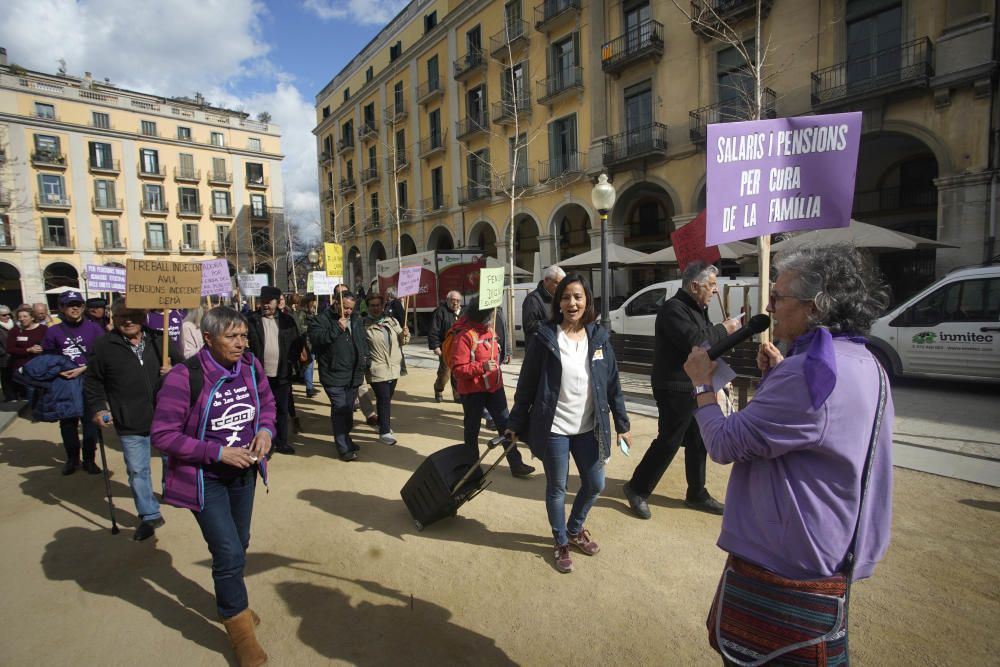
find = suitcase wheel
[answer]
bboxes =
[414,520,424,531]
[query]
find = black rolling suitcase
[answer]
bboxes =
[401,436,516,530]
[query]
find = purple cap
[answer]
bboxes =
[59,290,85,306]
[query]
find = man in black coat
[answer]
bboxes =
[428,290,462,402]
[247,286,303,456]
[623,261,742,518]
[86,300,183,540]
[521,265,565,341]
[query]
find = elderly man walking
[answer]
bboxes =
[86,300,183,540]
[247,286,302,457]
[428,290,462,402]
[622,261,742,518]
[522,265,565,341]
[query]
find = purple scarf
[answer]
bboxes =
[788,328,869,410]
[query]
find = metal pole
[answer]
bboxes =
[600,211,610,328]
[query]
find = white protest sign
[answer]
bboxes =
[310,271,341,295]
[478,267,505,310]
[237,273,268,297]
[201,259,231,296]
[85,264,126,292]
[396,266,422,298]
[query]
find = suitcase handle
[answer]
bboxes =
[450,435,516,495]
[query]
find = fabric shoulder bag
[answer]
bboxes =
[707,366,889,666]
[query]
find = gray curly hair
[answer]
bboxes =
[773,243,890,334]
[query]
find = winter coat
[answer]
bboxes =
[180,321,203,359]
[14,354,84,421]
[247,310,303,383]
[84,328,183,436]
[150,348,275,511]
[0,325,9,368]
[364,315,409,383]
[8,324,47,372]
[522,281,553,340]
[450,316,503,395]
[652,288,730,393]
[508,322,630,461]
[309,307,369,388]
[428,302,460,350]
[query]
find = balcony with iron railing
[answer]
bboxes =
[31,151,67,168]
[603,122,669,168]
[689,0,773,37]
[96,238,127,252]
[493,168,535,195]
[177,203,203,218]
[138,163,167,178]
[538,150,587,183]
[143,238,172,253]
[92,197,123,213]
[416,76,443,105]
[384,100,407,123]
[852,186,939,215]
[250,206,272,220]
[458,183,493,206]
[360,166,379,185]
[395,207,413,224]
[339,177,357,194]
[320,149,334,165]
[364,213,381,232]
[534,0,581,33]
[88,158,121,174]
[386,150,409,172]
[179,240,207,254]
[208,171,233,185]
[601,20,664,75]
[40,232,75,251]
[490,20,530,59]
[492,97,532,125]
[419,131,447,158]
[454,48,488,80]
[456,114,490,141]
[537,67,584,105]
[210,206,235,219]
[174,167,202,183]
[141,201,169,216]
[421,195,449,216]
[337,136,355,154]
[689,88,777,144]
[322,187,335,203]
[358,120,379,142]
[811,37,933,110]
[36,194,72,210]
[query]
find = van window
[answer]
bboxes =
[896,278,1000,326]
[626,288,665,316]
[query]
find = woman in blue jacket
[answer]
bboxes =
[507,274,631,573]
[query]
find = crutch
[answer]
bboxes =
[96,416,120,535]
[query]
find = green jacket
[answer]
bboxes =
[309,308,369,388]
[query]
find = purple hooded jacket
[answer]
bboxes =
[151,348,276,511]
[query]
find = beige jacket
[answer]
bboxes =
[364,316,409,383]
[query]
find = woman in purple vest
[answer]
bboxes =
[683,244,894,665]
[151,307,275,667]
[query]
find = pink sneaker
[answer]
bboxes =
[554,543,573,573]
[567,528,600,556]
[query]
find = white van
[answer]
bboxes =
[609,278,761,336]
[867,265,1000,383]
[508,282,537,344]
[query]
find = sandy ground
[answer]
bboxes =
[0,367,998,666]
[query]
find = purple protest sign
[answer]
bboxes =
[396,266,422,298]
[706,112,862,247]
[201,259,232,296]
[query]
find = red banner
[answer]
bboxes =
[670,210,720,271]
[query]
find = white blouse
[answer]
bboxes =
[550,328,595,436]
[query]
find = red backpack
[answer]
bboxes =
[441,326,478,370]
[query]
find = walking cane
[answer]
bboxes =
[96,415,120,535]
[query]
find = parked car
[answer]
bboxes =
[608,278,761,336]
[867,265,1000,383]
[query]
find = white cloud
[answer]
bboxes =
[302,0,410,27]
[0,0,322,246]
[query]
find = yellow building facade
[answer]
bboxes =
[315,0,996,303]
[0,49,285,306]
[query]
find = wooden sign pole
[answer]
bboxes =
[715,290,729,321]
[758,235,771,344]
[161,308,170,371]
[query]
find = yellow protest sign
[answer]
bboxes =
[125,259,203,309]
[325,242,343,278]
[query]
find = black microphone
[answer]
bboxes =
[707,314,771,360]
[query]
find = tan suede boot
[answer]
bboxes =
[222,609,267,666]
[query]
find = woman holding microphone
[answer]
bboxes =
[507,274,631,573]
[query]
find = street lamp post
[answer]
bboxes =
[591,173,617,328]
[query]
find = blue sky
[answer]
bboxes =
[0,0,408,242]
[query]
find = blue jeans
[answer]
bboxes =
[119,434,161,522]
[461,388,523,466]
[542,430,605,545]
[303,354,315,393]
[193,468,257,619]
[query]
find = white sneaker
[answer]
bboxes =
[378,433,397,445]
